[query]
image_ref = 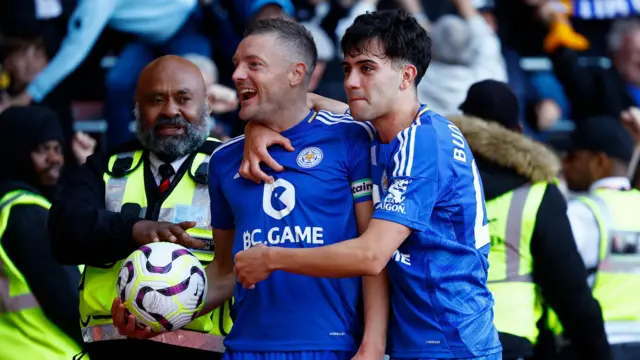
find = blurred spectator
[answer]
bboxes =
[0,0,77,58]
[540,7,640,123]
[183,53,239,115]
[0,36,95,170]
[335,0,379,42]
[417,0,507,116]
[0,0,213,150]
[0,105,87,359]
[563,116,640,360]
[303,22,335,92]
[183,53,238,141]
[0,37,48,101]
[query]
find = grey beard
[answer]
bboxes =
[134,103,213,162]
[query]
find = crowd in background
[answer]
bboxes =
[4,0,639,158]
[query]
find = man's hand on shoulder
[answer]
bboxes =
[132,220,205,249]
[239,121,295,184]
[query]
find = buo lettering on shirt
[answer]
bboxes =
[243,226,324,249]
[448,123,466,163]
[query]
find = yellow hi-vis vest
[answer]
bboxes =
[0,190,84,359]
[486,182,548,344]
[80,138,232,352]
[573,188,640,337]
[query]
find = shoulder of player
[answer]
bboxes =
[409,110,466,149]
[387,123,445,178]
[210,135,245,161]
[392,123,438,154]
[314,110,376,141]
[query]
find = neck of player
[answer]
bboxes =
[263,99,311,133]
[371,98,421,144]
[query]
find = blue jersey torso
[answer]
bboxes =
[370,106,502,358]
[208,110,375,352]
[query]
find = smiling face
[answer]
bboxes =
[134,56,212,161]
[232,33,296,122]
[30,140,64,186]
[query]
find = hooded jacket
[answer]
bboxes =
[0,105,82,346]
[449,115,610,360]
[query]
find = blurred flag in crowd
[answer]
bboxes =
[553,0,640,19]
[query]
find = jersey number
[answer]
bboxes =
[472,159,490,249]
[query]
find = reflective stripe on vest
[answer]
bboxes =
[0,193,40,313]
[487,182,547,343]
[104,150,214,255]
[80,140,232,344]
[0,190,84,359]
[82,323,226,352]
[577,189,640,344]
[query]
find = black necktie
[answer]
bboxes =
[158,164,175,193]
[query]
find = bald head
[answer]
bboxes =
[134,55,212,162]
[136,55,207,100]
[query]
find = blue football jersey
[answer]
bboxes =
[208,110,375,352]
[370,106,502,358]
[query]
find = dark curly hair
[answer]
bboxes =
[340,10,432,86]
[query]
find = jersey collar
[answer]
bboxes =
[411,104,429,126]
[590,176,631,191]
[280,109,317,138]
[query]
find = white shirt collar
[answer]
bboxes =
[589,176,631,192]
[148,152,189,181]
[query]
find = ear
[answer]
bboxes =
[204,90,213,113]
[399,64,418,91]
[593,152,613,174]
[289,62,308,87]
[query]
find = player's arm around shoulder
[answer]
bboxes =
[237,94,350,183]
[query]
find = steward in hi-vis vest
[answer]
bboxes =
[49,55,233,360]
[0,106,86,359]
[450,79,609,360]
[50,138,234,360]
[564,116,640,359]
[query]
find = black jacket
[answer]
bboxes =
[550,47,634,122]
[48,139,217,267]
[48,141,146,267]
[0,106,82,346]
[449,115,610,360]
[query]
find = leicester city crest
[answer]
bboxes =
[296,147,323,169]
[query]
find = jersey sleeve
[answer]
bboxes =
[208,154,235,230]
[346,122,374,203]
[372,126,438,231]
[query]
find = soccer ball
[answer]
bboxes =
[116,242,207,332]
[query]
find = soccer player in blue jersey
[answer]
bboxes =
[233,10,503,360]
[200,18,387,360]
